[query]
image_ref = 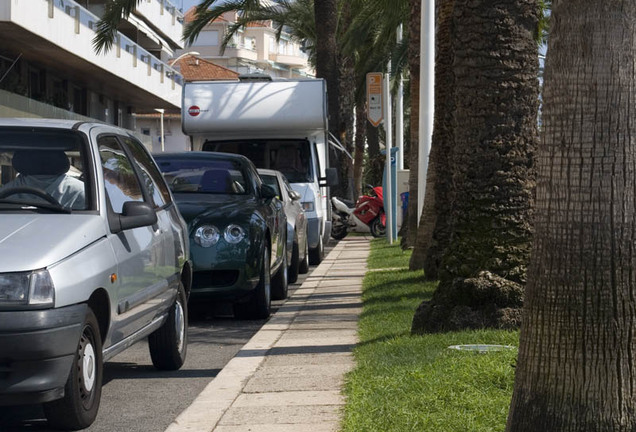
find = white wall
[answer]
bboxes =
[2,0,181,107]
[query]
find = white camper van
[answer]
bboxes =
[182,77,337,264]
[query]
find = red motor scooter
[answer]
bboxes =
[331,185,386,239]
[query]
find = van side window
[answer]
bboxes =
[98,137,144,213]
[122,137,171,208]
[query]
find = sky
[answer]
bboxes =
[179,0,200,12]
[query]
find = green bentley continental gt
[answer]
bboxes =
[155,152,288,319]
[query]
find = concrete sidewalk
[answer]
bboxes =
[165,236,370,432]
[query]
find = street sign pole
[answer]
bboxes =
[384,65,394,244]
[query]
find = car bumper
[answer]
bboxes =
[306,216,323,249]
[191,266,260,301]
[0,303,86,405]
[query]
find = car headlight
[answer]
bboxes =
[0,269,55,307]
[301,201,314,212]
[224,224,246,244]
[194,225,220,247]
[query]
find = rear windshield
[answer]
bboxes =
[155,158,249,195]
[203,139,312,183]
[0,129,91,212]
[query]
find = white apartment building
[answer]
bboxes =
[182,7,314,79]
[0,0,185,145]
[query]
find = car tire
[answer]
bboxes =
[272,244,289,299]
[234,247,271,319]
[299,237,309,274]
[287,237,300,284]
[148,282,188,371]
[309,233,324,265]
[370,215,386,238]
[44,309,103,431]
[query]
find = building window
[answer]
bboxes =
[192,30,219,46]
[142,128,151,136]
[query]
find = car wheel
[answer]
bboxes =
[309,233,324,265]
[148,282,188,370]
[44,309,103,430]
[272,244,289,299]
[287,237,300,284]
[234,247,271,319]
[370,216,386,238]
[299,236,309,274]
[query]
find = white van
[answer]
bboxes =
[182,77,337,264]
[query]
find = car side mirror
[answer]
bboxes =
[261,184,278,200]
[119,201,158,231]
[289,190,302,201]
[320,168,339,187]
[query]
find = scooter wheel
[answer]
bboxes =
[370,217,386,238]
[331,224,348,240]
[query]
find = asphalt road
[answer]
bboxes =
[0,241,333,432]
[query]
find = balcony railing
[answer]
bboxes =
[46,0,184,87]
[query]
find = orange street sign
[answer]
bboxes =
[367,72,384,127]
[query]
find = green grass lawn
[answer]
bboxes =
[342,238,519,432]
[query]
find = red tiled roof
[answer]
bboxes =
[184,6,229,24]
[173,55,240,82]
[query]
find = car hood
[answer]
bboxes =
[175,194,257,226]
[0,215,107,273]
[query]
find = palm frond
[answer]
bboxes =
[93,0,143,54]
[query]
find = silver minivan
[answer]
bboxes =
[0,119,192,430]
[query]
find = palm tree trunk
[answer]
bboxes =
[404,0,421,248]
[409,0,455,274]
[412,0,538,333]
[314,0,342,189]
[353,103,367,199]
[507,1,636,429]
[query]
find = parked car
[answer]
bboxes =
[0,118,192,430]
[258,169,309,283]
[154,152,288,319]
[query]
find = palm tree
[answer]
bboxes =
[506,0,636,429]
[403,0,420,250]
[409,0,455,270]
[411,0,539,333]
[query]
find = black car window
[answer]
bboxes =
[156,158,249,195]
[123,137,171,208]
[98,136,144,213]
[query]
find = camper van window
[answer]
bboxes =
[204,139,313,183]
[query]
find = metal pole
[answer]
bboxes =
[396,25,404,171]
[418,0,434,223]
[155,108,165,152]
[384,63,394,244]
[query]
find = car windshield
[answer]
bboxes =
[203,139,313,183]
[0,129,91,212]
[156,158,249,195]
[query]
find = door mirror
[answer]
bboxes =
[261,184,278,200]
[289,190,302,201]
[119,201,158,231]
[320,168,339,187]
